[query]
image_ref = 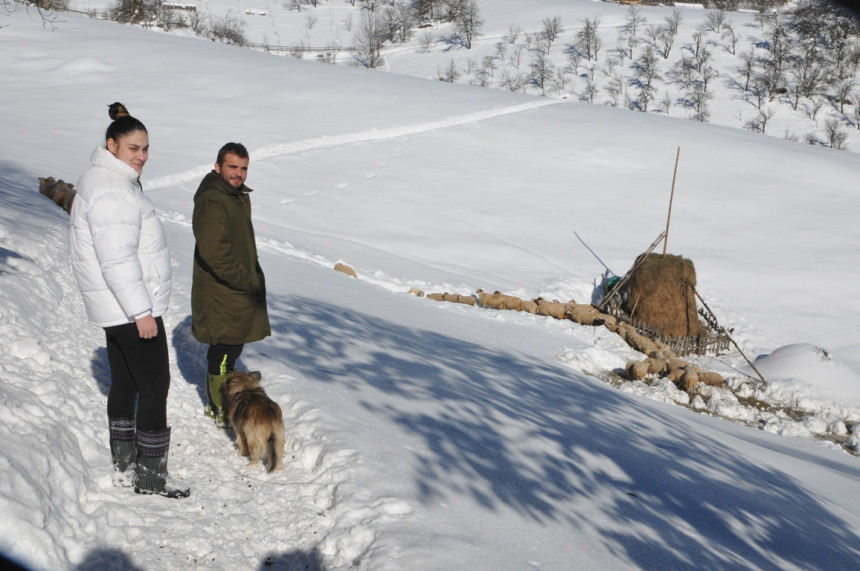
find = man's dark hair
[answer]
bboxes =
[216,142,249,166]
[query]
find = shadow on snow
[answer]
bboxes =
[265,293,860,570]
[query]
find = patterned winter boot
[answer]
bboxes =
[133,427,190,499]
[109,417,137,488]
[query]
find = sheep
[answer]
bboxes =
[625,360,650,381]
[645,357,668,376]
[39,177,77,215]
[680,369,699,392]
[567,303,606,326]
[666,364,688,383]
[443,293,476,306]
[476,290,524,311]
[333,263,357,278]
[534,298,568,319]
[699,371,724,387]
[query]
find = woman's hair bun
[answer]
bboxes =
[108,102,130,121]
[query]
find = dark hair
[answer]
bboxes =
[105,102,147,143]
[216,142,249,166]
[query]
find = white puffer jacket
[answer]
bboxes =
[69,147,172,327]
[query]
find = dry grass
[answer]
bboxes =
[621,253,698,338]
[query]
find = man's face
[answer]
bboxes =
[215,152,249,189]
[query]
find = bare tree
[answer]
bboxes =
[852,92,860,129]
[529,51,555,96]
[645,24,661,48]
[736,50,756,92]
[111,0,158,24]
[382,1,414,43]
[809,94,826,121]
[503,24,521,45]
[623,6,647,41]
[510,44,524,70]
[566,50,582,77]
[554,68,572,94]
[575,17,601,61]
[582,75,597,104]
[761,15,788,96]
[789,43,830,109]
[703,10,727,34]
[419,30,434,53]
[688,78,713,123]
[745,105,776,133]
[413,0,444,24]
[690,30,705,61]
[499,69,525,92]
[353,8,385,68]
[660,91,673,114]
[658,27,676,59]
[606,74,624,107]
[632,46,661,111]
[449,0,482,49]
[675,54,696,90]
[481,55,497,77]
[494,41,507,61]
[721,21,738,55]
[615,33,633,62]
[438,58,459,82]
[207,13,247,45]
[665,8,683,40]
[473,68,490,87]
[834,79,854,114]
[824,117,848,149]
[304,11,317,31]
[750,73,770,110]
[542,15,563,46]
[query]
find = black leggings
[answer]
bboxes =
[104,317,170,432]
[207,343,244,376]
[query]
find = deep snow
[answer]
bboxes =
[1,1,860,569]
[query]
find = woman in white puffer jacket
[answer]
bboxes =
[69,103,189,499]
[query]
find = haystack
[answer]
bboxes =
[619,253,699,338]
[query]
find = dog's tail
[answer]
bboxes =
[263,406,286,473]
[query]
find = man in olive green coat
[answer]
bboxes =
[192,142,271,428]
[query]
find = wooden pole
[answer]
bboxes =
[692,288,766,383]
[597,231,666,311]
[663,147,681,256]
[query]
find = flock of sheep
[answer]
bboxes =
[333,263,725,392]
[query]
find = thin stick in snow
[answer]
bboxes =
[663,147,681,256]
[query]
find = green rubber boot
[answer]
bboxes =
[204,372,230,429]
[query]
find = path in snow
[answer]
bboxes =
[0,174,408,569]
[146,100,562,191]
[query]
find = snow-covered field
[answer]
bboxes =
[1,1,860,569]
[64,0,860,154]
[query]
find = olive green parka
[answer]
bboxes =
[191,171,271,345]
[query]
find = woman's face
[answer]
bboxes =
[107,129,149,174]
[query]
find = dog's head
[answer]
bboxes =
[223,370,262,398]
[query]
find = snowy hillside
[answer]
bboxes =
[2,1,860,570]
[62,0,860,154]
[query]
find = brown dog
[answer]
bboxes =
[223,371,285,472]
